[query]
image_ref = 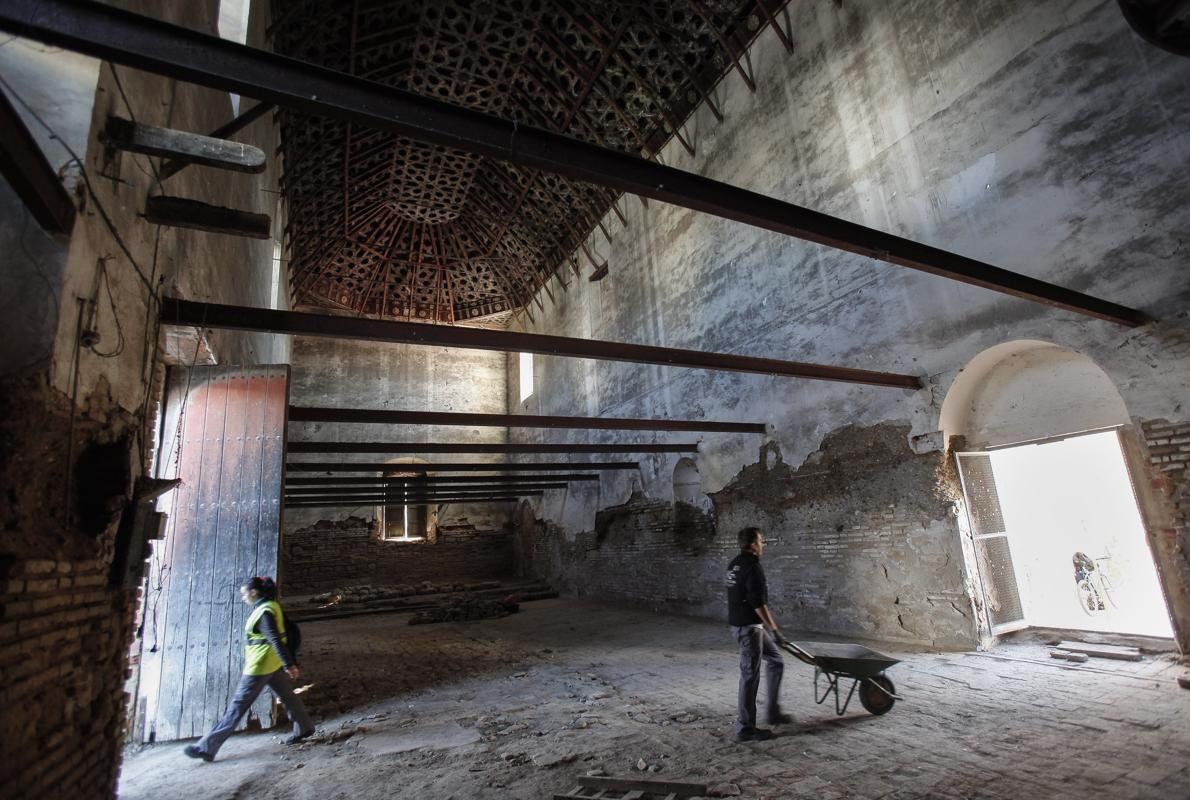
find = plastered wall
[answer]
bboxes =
[510,0,1190,649]
[285,336,511,532]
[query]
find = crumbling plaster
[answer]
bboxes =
[507,0,1190,646]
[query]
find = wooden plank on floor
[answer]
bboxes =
[576,776,708,797]
[1055,641,1142,661]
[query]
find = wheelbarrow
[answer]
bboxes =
[778,640,902,716]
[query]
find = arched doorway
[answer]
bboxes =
[942,341,1173,639]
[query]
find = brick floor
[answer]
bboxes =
[119,599,1190,799]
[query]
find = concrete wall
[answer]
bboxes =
[0,1,285,797]
[285,337,511,532]
[510,0,1190,649]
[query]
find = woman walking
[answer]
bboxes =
[184,576,315,761]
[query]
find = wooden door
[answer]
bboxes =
[135,365,289,743]
[955,452,1028,634]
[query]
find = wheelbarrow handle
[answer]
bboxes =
[778,640,817,665]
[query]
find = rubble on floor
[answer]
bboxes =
[309,579,503,605]
[290,579,557,622]
[409,593,520,625]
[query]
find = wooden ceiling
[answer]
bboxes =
[271,0,791,325]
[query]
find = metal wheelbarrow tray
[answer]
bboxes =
[779,640,903,716]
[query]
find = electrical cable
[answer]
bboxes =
[0,73,160,300]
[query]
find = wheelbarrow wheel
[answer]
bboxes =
[858,675,896,716]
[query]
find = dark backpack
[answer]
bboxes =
[286,617,302,664]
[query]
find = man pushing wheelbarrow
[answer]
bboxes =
[726,527,901,743]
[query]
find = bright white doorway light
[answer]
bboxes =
[519,352,534,402]
[989,430,1172,638]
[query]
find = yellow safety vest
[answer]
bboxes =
[244,600,287,676]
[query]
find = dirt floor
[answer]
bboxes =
[118,599,1190,799]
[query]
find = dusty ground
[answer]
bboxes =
[118,599,1190,799]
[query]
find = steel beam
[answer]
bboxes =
[162,300,921,388]
[285,490,544,501]
[0,87,76,236]
[286,461,640,472]
[0,0,1150,326]
[286,497,524,508]
[284,474,601,486]
[286,483,565,495]
[286,441,699,455]
[289,406,766,434]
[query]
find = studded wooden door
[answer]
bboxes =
[134,365,289,743]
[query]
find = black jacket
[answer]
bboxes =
[726,551,766,626]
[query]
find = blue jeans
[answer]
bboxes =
[194,669,314,756]
[731,625,784,734]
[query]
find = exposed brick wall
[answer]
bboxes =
[1143,420,1190,525]
[516,425,976,649]
[282,518,515,594]
[0,558,132,799]
[1139,419,1190,649]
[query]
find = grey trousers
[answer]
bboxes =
[731,625,784,734]
[194,669,314,757]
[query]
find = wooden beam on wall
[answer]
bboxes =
[103,116,267,173]
[145,196,271,238]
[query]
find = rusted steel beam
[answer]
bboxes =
[2,0,1149,326]
[284,475,601,486]
[285,497,524,508]
[162,299,922,388]
[286,489,544,500]
[287,441,699,454]
[286,461,641,472]
[288,405,765,433]
[755,0,795,54]
[684,0,757,91]
[286,483,566,495]
[0,87,76,236]
[145,196,271,238]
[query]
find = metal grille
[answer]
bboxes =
[270,0,793,324]
[956,453,1006,536]
[974,535,1025,627]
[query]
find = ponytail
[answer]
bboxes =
[243,576,278,600]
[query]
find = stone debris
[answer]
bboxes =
[310,580,503,605]
[708,782,742,797]
[1049,650,1090,663]
[409,592,521,625]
